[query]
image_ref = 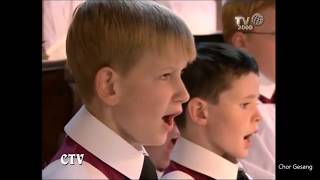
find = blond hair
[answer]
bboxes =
[66,0,196,104]
[222,0,275,42]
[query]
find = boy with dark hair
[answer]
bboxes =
[223,0,276,178]
[162,42,261,179]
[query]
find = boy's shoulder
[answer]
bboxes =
[42,135,129,180]
[43,106,143,179]
[167,137,239,179]
[42,159,107,179]
[162,160,212,180]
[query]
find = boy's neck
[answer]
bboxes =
[222,153,238,164]
[85,102,144,151]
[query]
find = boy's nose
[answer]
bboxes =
[174,78,190,103]
[253,109,262,123]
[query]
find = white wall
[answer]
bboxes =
[42,0,221,61]
[42,0,84,61]
[156,0,220,35]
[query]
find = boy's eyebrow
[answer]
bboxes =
[158,62,188,72]
[158,66,175,72]
[243,94,259,99]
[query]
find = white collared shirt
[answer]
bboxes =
[157,170,164,179]
[42,106,146,179]
[259,73,275,99]
[240,73,276,179]
[162,137,244,179]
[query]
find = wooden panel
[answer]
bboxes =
[42,60,73,167]
[194,33,224,44]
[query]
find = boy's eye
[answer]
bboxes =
[160,73,171,80]
[240,103,250,109]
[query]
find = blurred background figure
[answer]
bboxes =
[145,123,180,178]
[42,0,223,61]
[42,0,84,60]
[156,0,222,35]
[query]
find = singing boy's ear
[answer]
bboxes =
[186,97,209,126]
[231,31,247,49]
[94,67,121,106]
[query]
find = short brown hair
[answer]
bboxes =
[222,0,275,42]
[66,0,196,104]
[175,42,259,130]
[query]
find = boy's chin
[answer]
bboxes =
[223,151,248,163]
[223,153,237,163]
[143,135,167,146]
[236,150,249,160]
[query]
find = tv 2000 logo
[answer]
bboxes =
[235,13,264,31]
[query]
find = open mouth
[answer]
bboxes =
[244,130,258,140]
[171,137,178,145]
[244,134,251,140]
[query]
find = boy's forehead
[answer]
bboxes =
[221,74,259,99]
[142,43,194,65]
